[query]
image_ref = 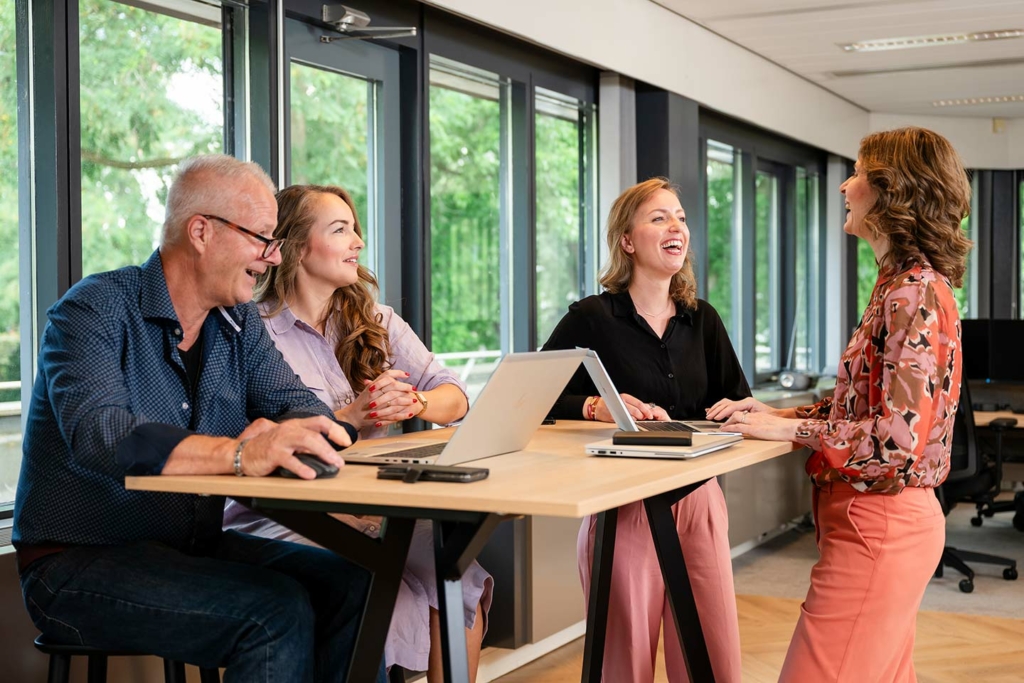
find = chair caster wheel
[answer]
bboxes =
[959,579,974,593]
[1004,567,1018,581]
[970,517,983,527]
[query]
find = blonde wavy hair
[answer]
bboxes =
[600,178,698,309]
[859,127,973,286]
[255,185,391,389]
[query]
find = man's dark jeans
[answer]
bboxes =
[20,530,386,683]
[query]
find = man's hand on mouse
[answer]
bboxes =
[236,416,349,479]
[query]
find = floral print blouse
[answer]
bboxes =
[794,262,963,494]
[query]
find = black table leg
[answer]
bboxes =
[247,506,416,683]
[434,515,506,683]
[644,481,715,683]
[348,518,417,683]
[581,508,618,683]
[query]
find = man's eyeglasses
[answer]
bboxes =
[201,214,284,259]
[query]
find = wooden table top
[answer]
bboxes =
[126,422,797,519]
[974,411,1021,427]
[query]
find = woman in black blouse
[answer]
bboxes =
[543,178,748,683]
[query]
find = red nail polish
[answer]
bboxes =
[369,412,378,418]
[405,372,410,377]
[412,386,418,391]
[407,412,413,418]
[368,402,376,409]
[369,385,376,392]
[412,398,418,403]
[375,422,382,428]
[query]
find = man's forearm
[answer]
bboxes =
[161,434,237,475]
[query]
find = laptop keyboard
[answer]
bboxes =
[638,421,697,432]
[379,442,446,461]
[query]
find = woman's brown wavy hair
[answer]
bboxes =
[858,127,973,286]
[600,178,698,309]
[255,185,391,389]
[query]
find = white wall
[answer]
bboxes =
[425,0,1024,168]
[425,0,866,159]
[869,113,1024,170]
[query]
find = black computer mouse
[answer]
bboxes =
[273,453,339,479]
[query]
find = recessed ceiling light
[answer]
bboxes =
[932,95,1024,107]
[840,29,1024,53]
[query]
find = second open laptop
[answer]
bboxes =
[580,351,742,436]
[579,350,742,459]
[340,348,590,466]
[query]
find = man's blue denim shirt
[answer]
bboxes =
[13,251,351,553]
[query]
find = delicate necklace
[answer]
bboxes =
[634,298,674,318]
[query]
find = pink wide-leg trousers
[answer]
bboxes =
[577,478,742,683]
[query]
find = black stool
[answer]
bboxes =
[34,636,220,683]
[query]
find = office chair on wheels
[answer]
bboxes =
[964,409,1024,531]
[935,382,1019,593]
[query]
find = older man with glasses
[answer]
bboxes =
[12,154,385,682]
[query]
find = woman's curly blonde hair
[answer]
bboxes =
[255,184,391,389]
[859,127,973,286]
[600,177,698,310]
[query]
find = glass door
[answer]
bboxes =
[285,19,400,302]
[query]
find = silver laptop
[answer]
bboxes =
[580,351,741,436]
[580,351,742,459]
[340,348,590,466]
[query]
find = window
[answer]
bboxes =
[428,57,509,401]
[856,238,877,316]
[754,169,781,373]
[954,173,979,318]
[534,87,595,347]
[705,140,741,337]
[0,1,18,508]
[79,0,223,277]
[792,168,820,372]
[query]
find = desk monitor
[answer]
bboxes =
[988,320,1024,382]
[961,319,1024,382]
[961,319,990,381]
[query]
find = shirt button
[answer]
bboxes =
[368,525,378,532]
[345,398,352,405]
[669,405,676,411]
[174,327,181,336]
[661,343,666,349]
[668,373,674,379]
[182,402,189,410]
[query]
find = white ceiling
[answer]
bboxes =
[652,0,1024,118]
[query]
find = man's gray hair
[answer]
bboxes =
[161,154,277,246]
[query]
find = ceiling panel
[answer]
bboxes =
[652,0,1024,116]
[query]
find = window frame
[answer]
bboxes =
[699,111,827,385]
[421,8,599,354]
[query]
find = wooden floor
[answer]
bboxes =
[493,594,1024,682]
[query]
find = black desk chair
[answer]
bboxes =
[966,403,1024,531]
[34,635,220,683]
[935,383,1019,593]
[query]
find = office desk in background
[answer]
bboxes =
[127,422,796,683]
[975,411,1020,427]
[974,411,1024,484]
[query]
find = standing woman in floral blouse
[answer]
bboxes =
[707,127,972,682]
